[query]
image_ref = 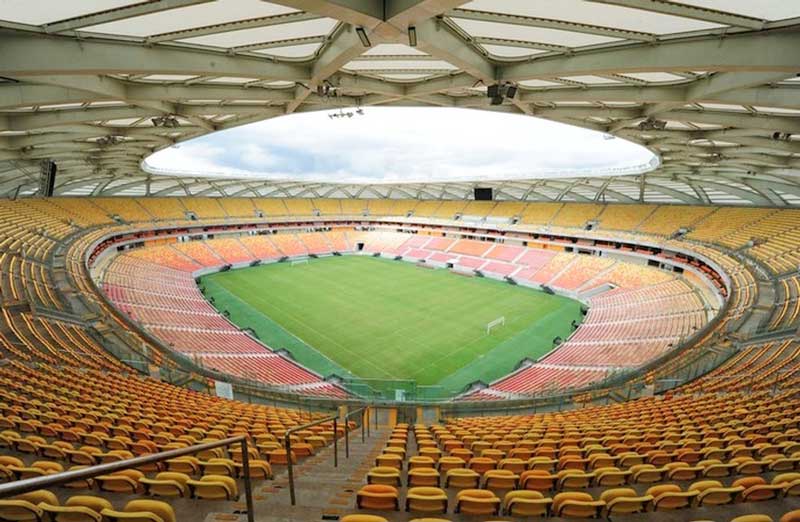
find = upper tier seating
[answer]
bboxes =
[551,203,603,228]
[136,198,187,221]
[180,198,227,219]
[637,206,717,236]
[596,204,656,231]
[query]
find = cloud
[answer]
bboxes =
[146,107,656,182]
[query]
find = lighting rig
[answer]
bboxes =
[637,117,667,131]
[486,82,518,105]
[151,115,180,128]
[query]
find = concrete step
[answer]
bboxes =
[207,427,393,522]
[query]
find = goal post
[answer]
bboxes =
[486,316,505,335]
[290,259,309,267]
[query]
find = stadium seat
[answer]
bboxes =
[405,487,448,514]
[502,490,552,517]
[454,489,500,515]
[408,468,440,487]
[101,500,176,522]
[356,485,399,511]
[552,492,604,518]
[40,495,113,522]
[0,490,58,522]
[367,466,402,486]
[600,488,652,516]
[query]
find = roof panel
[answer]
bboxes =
[82,0,297,37]
[560,75,622,84]
[670,0,800,21]
[450,18,622,47]
[752,106,800,115]
[481,45,546,58]
[698,103,748,112]
[619,72,691,83]
[344,60,458,71]
[139,74,198,82]
[254,43,322,58]
[377,73,435,81]
[205,76,260,84]
[177,18,338,47]
[0,0,144,25]
[519,79,569,88]
[462,0,724,34]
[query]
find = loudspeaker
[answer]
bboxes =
[39,160,56,197]
[474,187,493,201]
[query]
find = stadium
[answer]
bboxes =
[0,1,799,521]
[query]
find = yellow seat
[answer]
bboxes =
[689,480,743,506]
[41,495,113,522]
[502,490,552,517]
[594,466,630,486]
[367,466,402,486]
[519,469,557,492]
[436,456,464,472]
[0,490,57,522]
[188,474,238,500]
[268,449,297,465]
[375,453,402,470]
[164,456,200,475]
[557,469,594,490]
[408,468,440,487]
[356,484,399,511]
[482,469,518,490]
[406,487,448,514]
[629,464,665,483]
[730,516,773,522]
[139,472,190,497]
[444,468,480,489]
[467,456,495,474]
[455,489,500,516]
[101,500,176,522]
[340,515,388,522]
[96,469,144,494]
[200,458,235,477]
[781,510,800,522]
[235,459,272,479]
[600,488,652,516]
[733,477,783,503]
[552,492,605,518]
[408,456,435,470]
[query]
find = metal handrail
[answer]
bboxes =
[0,436,256,522]
[284,413,338,506]
[343,407,368,458]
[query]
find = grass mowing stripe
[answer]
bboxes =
[200,276,355,379]
[200,255,583,393]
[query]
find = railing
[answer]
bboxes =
[343,407,368,459]
[0,436,256,522]
[285,413,338,506]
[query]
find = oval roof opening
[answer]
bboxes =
[145,106,658,183]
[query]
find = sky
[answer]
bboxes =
[146,107,656,182]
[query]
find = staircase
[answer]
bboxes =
[205,426,392,522]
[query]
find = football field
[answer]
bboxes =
[200,255,582,395]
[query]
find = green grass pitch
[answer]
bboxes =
[200,255,583,396]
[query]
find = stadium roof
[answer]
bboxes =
[1,0,799,204]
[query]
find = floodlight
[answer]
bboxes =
[355,26,371,47]
[408,26,417,47]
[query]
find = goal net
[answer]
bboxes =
[290,259,309,267]
[486,316,505,335]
